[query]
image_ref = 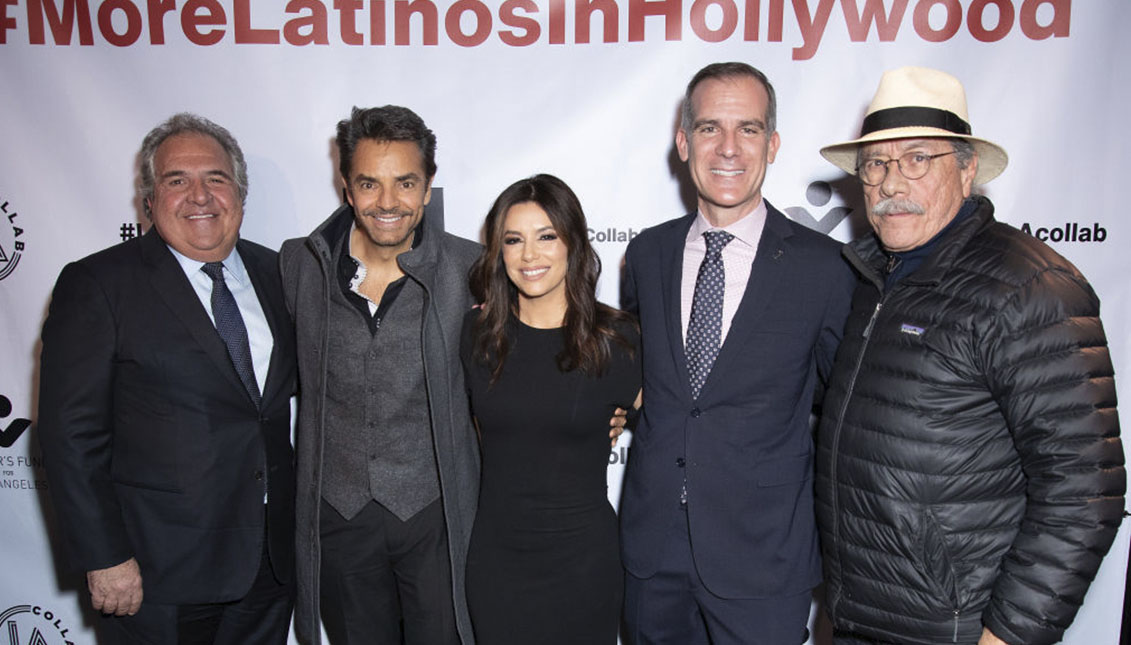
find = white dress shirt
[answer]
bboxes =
[168,244,273,393]
[680,201,767,347]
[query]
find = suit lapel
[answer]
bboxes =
[660,215,696,399]
[239,240,292,408]
[701,204,794,397]
[142,230,249,399]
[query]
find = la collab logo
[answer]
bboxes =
[0,604,76,645]
[0,196,27,281]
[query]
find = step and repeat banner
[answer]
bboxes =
[2,1,1128,643]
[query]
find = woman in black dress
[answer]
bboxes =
[460,174,641,645]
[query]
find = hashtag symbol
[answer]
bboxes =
[120,223,136,241]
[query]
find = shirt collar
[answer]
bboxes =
[687,199,767,247]
[343,221,368,293]
[167,243,249,287]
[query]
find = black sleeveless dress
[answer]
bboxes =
[460,314,641,645]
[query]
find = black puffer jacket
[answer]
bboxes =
[816,196,1125,645]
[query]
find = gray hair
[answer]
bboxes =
[138,113,248,218]
[680,62,777,136]
[950,138,975,169]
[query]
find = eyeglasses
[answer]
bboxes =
[856,151,956,186]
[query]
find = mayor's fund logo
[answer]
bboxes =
[784,181,852,235]
[0,396,31,449]
[0,605,75,645]
[0,197,26,281]
[0,395,45,492]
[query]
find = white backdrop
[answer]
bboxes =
[1,1,1127,643]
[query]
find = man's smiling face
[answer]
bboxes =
[677,75,780,227]
[147,133,244,262]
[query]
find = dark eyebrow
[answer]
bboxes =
[692,118,766,130]
[160,169,232,181]
[352,172,423,185]
[503,226,554,236]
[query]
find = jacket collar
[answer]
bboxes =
[307,204,441,282]
[845,194,995,290]
[140,228,266,407]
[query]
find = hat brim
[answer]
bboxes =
[820,126,1008,185]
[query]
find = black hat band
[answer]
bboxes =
[861,106,971,137]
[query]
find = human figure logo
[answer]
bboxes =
[784,181,852,235]
[0,396,32,449]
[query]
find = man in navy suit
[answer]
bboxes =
[620,62,855,644]
[38,114,296,644]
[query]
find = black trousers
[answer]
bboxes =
[99,538,294,645]
[319,498,458,645]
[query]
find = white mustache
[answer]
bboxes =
[872,198,926,216]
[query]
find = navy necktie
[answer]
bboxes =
[202,262,261,408]
[685,230,734,400]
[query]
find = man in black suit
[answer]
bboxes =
[619,62,855,644]
[38,113,296,644]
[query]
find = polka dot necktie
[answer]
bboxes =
[202,262,262,408]
[685,230,734,400]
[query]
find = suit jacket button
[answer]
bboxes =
[690,408,700,418]
[676,458,686,468]
[254,470,264,481]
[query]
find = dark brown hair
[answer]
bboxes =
[336,105,437,181]
[469,174,634,383]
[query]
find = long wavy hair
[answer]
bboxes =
[469,174,634,384]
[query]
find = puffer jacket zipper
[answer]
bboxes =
[828,294,885,616]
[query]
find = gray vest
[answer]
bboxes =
[320,270,441,522]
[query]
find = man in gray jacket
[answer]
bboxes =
[281,106,480,644]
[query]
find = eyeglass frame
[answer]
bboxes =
[855,151,956,186]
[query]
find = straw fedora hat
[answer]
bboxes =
[820,66,1008,185]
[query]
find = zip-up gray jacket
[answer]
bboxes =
[280,205,481,644]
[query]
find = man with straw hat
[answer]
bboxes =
[814,67,1124,645]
